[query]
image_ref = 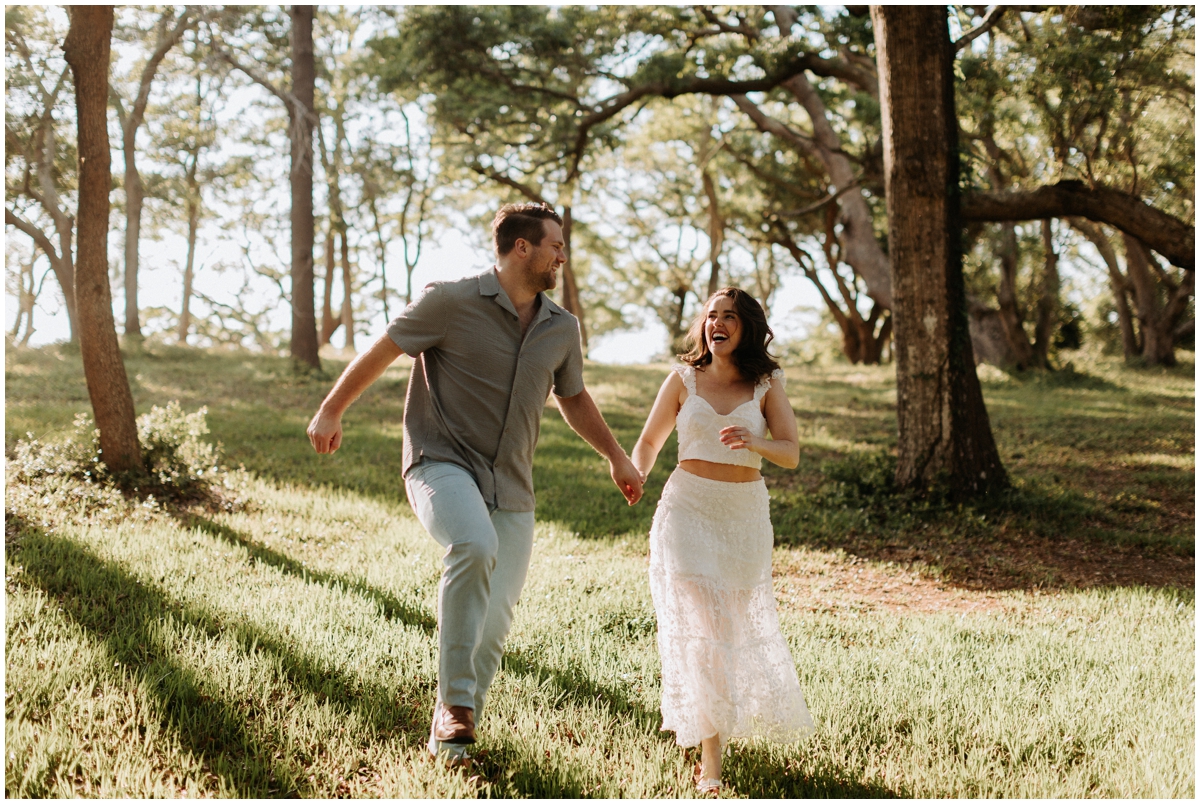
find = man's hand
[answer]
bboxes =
[555,388,644,505]
[308,409,343,454]
[610,453,644,506]
[306,333,403,456]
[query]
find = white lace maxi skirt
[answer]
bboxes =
[648,468,815,748]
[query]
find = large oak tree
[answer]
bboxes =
[872,5,1007,497]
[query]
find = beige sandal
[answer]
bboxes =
[693,762,723,795]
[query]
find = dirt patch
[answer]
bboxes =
[774,549,1016,616]
[774,531,1195,617]
[859,528,1195,593]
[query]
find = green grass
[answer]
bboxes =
[5,344,1195,797]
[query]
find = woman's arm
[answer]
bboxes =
[631,371,685,481]
[718,377,800,469]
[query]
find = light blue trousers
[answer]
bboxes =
[405,461,535,714]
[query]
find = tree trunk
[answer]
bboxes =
[122,126,143,342]
[288,5,320,371]
[367,195,391,321]
[560,205,588,352]
[1123,233,1190,366]
[1123,233,1168,364]
[698,109,725,299]
[781,73,894,309]
[702,167,724,298]
[872,5,1006,498]
[1031,220,1060,367]
[340,227,354,350]
[320,228,338,345]
[7,114,80,342]
[12,256,35,344]
[993,222,1037,369]
[775,222,890,365]
[1070,219,1138,361]
[64,5,142,474]
[119,7,193,343]
[668,286,688,355]
[178,194,198,343]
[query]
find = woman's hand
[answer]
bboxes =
[718,425,760,452]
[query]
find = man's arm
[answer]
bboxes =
[307,333,404,454]
[554,388,644,505]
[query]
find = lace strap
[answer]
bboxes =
[754,368,785,401]
[672,364,697,395]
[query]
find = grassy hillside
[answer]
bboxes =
[5,344,1194,797]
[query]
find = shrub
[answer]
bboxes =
[7,402,241,508]
[137,401,219,496]
[7,412,106,484]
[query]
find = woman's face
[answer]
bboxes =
[705,296,742,356]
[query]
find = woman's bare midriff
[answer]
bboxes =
[678,459,762,483]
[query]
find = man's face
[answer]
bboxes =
[523,220,566,293]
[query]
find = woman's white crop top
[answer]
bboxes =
[672,364,784,470]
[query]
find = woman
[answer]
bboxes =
[632,288,814,793]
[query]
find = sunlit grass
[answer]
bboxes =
[5,344,1194,797]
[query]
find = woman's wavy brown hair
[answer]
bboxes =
[679,287,780,382]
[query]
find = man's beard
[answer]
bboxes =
[532,260,558,293]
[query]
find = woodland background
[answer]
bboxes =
[4,5,1195,798]
[7,5,1193,369]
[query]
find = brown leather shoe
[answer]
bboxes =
[431,703,476,745]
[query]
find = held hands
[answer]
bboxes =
[307,409,344,454]
[610,454,644,506]
[719,425,759,453]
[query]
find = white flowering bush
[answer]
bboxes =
[7,402,245,509]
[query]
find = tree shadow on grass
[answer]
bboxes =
[175,513,437,635]
[769,463,1195,594]
[726,742,907,798]
[8,518,434,797]
[9,512,897,798]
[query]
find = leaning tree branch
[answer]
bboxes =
[730,94,819,157]
[209,43,317,128]
[955,6,1008,51]
[777,182,862,218]
[469,164,547,205]
[961,181,1194,270]
[5,208,59,263]
[559,61,822,184]
[128,7,198,132]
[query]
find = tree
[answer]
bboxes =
[110,6,196,343]
[210,6,320,370]
[1071,219,1139,360]
[63,5,142,474]
[872,5,1006,497]
[734,6,894,310]
[5,7,78,342]
[287,7,318,369]
[371,5,820,350]
[5,236,51,347]
[353,105,436,313]
[956,6,1194,366]
[147,49,229,344]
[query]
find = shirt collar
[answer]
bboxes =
[479,266,565,323]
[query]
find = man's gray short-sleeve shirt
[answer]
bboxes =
[387,268,585,511]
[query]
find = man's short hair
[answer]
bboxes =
[492,202,563,257]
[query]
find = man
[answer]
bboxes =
[307,202,643,763]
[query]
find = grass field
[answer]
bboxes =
[5,344,1195,797]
